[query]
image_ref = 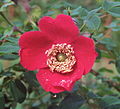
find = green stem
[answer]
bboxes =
[80,21,86,31]
[67,7,71,15]
[0,12,14,26]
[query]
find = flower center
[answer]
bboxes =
[45,43,76,74]
[56,53,67,62]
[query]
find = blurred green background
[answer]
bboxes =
[0,0,120,109]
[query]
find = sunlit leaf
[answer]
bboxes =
[86,15,101,30]
[0,1,14,12]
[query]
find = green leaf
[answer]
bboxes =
[87,91,100,99]
[0,1,14,12]
[87,7,102,17]
[106,20,120,31]
[100,38,116,50]
[78,8,88,19]
[9,79,27,103]
[0,29,13,40]
[112,31,120,56]
[115,60,120,73]
[0,76,5,86]
[108,7,120,17]
[3,0,12,3]
[24,71,39,88]
[103,0,113,11]
[42,94,51,103]
[0,92,5,109]
[86,15,101,30]
[59,94,86,109]
[0,72,14,77]
[71,7,88,18]
[0,54,19,60]
[16,103,23,109]
[48,105,59,109]
[84,7,101,30]
[0,62,3,72]
[103,0,120,11]
[98,68,113,73]
[0,44,19,54]
[44,11,55,16]
[79,104,90,109]
[71,7,82,16]
[99,96,120,109]
[5,37,19,44]
[102,1,120,17]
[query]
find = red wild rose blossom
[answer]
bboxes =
[19,14,98,93]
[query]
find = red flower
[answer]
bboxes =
[19,14,97,93]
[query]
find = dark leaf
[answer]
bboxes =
[0,72,14,77]
[87,91,100,99]
[0,92,5,109]
[0,54,19,60]
[96,49,102,59]
[24,71,39,88]
[0,44,19,54]
[0,62,2,72]
[48,104,59,109]
[115,60,120,73]
[59,94,86,109]
[9,79,27,103]
[99,96,120,109]
[98,68,113,73]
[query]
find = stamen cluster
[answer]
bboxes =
[45,43,76,73]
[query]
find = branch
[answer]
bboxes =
[0,12,14,26]
[0,12,23,34]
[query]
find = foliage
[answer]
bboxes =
[0,0,120,109]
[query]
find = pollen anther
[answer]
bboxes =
[45,43,76,74]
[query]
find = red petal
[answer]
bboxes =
[71,36,98,75]
[19,31,53,70]
[36,70,65,93]
[19,31,52,49]
[20,48,47,70]
[38,14,79,43]
[36,62,84,93]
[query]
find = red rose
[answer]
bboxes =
[19,14,97,93]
